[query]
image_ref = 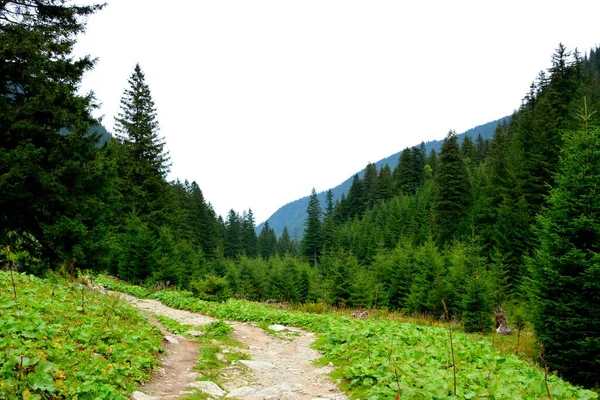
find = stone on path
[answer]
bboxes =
[225,386,257,398]
[237,360,275,371]
[131,391,159,400]
[187,329,205,337]
[188,381,227,397]
[254,382,298,397]
[268,324,299,334]
[164,335,180,345]
[187,371,204,379]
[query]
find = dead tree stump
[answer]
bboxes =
[494,306,513,335]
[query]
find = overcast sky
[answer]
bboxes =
[73,0,600,224]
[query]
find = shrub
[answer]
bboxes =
[190,274,232,302]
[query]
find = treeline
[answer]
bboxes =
[1,1,599,388]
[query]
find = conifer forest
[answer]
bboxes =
[1,0,600,393]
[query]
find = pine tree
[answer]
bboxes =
[301,188,323,265]
[241,209,258,257]
[277,227,297,256]
[224,210,243,259]
[375,164,394,201]
[529,106,600,387]
[461,135,476,169]
[257,221,277,260]
[115,63,170,176]
[113,64,172,226]
[427,149,438,176]
[474,134,489,165]
[344,174,365,219]
[324,189,335,217]
[434,131,472,244]
[0,0,110,269]
[362,163,378,209]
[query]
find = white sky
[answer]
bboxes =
[73,0,600,224]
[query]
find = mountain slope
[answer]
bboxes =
[258,116,510,238]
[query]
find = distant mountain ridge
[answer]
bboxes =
[258,116,510,239]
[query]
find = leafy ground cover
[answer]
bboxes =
[0,271,163,399]
[96,275,598,399]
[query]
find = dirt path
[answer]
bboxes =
[117,293,347,400]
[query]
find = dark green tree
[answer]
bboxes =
[324,189,335,217]
[301,188,323,265]
[113,64,172,229]
[114,63,170,176]
[0,0,111,269]
[257,221,277,260]
[344,174,365,219]
[241,209,258,257]
[529,109,600,387]
[474,134,489,165]
[224,210,243,259]
[362,162,378,209]
[434,131,472,244]
[376,164,394,201]
[461,135,476,169]
[277,227,297,256]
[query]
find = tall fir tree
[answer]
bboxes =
[113,63,172,228]
[257,221,277,260]
[362,162,379,209]
[0,0,111,270]
[277,226,297,256]
[529,106,600,387]
[301,188,323,265]
[375,164,394,201]
[434,131,472,244]
[114,63,170,176]
[241,209,258,257]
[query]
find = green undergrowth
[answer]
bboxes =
[155,315,193,336]
[186,320,248,400]
[96,275,597,399]
[0,271,163,399]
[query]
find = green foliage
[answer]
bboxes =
[116,214,156,283]
[301,188,324,264]
[434,131,472,244]
[201,320,234,339]
[460,271,493,333]
[0,0,113,269]
[99,277,597,399]
[190,274,232,303]
[0,272,162,399]
[529,113,600,387]
[114,63,170,177]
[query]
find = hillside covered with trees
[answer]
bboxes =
[1,0,599,391]
[258,115,510,239]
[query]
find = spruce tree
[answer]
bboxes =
[257,221,277,260]
[114,64,172,226]
[0,0,110,269]
[115,63,170,176]
[434,131,472,244]
[277,227,297,256]
[301,188,323,265]
[375,164,394,201]
[362,162,378,209]
[529,106,600,387]
[224,210,243,259]
[241,209,258,257]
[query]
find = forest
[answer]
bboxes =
[1,0,599,391]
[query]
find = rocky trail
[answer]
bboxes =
[116,294,348,400]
